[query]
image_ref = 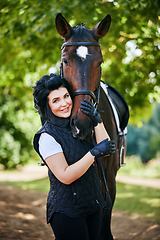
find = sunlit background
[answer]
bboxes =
[0,1,160,238]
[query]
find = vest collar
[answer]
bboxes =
[45,114,70,128]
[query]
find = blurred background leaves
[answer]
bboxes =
[0,0,160,168]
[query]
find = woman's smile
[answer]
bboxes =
[61,106,70,113]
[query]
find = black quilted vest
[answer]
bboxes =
[33,116,105,223]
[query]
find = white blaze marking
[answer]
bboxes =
[76,46,88,60]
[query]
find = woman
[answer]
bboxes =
[33,73,115,240]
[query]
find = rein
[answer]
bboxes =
[60,41,101,107]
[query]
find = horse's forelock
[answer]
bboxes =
[71,26,95,42]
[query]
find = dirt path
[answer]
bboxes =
[0,184,54,240]
[116,175,160,189]
[0,165,160,239]
[0,184,160,240]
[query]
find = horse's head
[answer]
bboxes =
[55,13,111,140]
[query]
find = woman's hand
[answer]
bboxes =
[90,138,116,157]
[80,99,102,127]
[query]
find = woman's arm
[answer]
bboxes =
[45,151,95,185]
[43,132,114,185]
[80,99,111,144]
[94,122,110,144]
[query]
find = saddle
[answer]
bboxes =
[100,81,129,134]
[100,81,129,167]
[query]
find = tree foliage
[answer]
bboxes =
[127,103,160,162]
[0,0,160,168]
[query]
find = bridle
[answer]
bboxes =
[60,41,101,107]
[61,41,101,49]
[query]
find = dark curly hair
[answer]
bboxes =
[33,73,72,124]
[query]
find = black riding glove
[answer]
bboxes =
[80,99,102,127]
[90,139,116,157]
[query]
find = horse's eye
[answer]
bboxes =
[98,60,103,67]
[62,58,69,66]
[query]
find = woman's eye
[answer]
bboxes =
[53,99,58,103]
[64,94,69,98]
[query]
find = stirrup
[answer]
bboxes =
[120,145,126,167]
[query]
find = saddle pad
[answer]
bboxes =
[100,81,129,133]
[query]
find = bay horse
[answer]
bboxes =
[55,13,129,240]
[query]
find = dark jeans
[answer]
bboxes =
[50,209,101,240]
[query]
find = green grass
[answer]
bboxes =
[114,182,160,224]
[114,156,160,223]
[2,177,50,193]
[118,156,160,178]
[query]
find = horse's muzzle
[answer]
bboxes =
[70,114,93,140]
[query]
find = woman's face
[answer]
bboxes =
[48,87,73,118]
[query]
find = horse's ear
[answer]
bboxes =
[55,13,72,39]
[91,14,111,40]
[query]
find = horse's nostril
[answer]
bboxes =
[75,126,80,135]
[70,114,93,140]
[70,117,80,137]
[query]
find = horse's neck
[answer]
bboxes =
[99,87,117,139]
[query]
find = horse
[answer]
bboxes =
[55,13,129,240]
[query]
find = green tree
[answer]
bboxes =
[126,103,160,162]
[0,0,160,168]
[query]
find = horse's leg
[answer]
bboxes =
[100,154,118,240]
